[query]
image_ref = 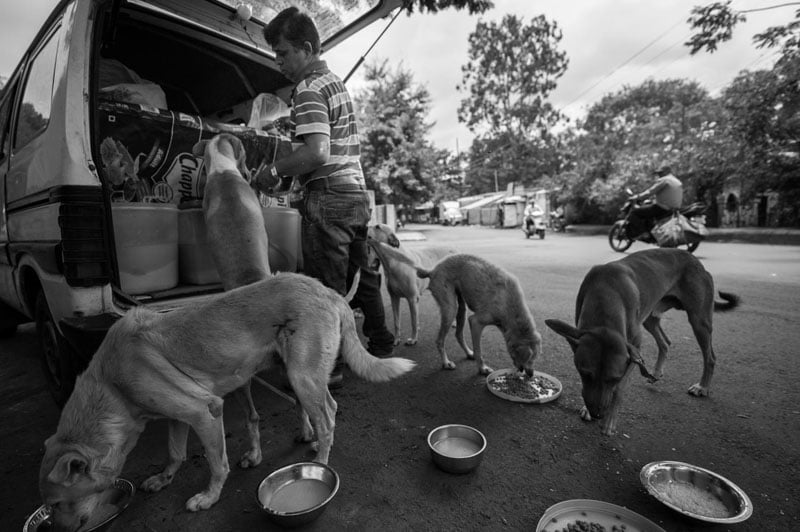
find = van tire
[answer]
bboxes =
[35,291,77,406]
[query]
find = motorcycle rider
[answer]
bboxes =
[524,200,543,231]
[627,166,683,238]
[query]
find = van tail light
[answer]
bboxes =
[53,186,113,287]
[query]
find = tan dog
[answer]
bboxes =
[192,133,271,470]
[367,223,457,346]
[192,133,271,290]
[39,274,415,530]
[416,253,542,375]
[545,248,739,436]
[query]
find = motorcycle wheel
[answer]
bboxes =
[538,229,545,240]
[608,221,633,252]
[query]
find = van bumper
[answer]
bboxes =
[60,313,121,364]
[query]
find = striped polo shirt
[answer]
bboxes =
[289,60,365,187]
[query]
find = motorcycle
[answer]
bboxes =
[608,188,708,253]
[522,207,547,239]
[550,210,566,232]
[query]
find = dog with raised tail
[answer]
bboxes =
[416,253,542,376]
[367,223,457,346]
[545,248,740,436]
[39,274,416,530]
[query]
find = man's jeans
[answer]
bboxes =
[300,187,371,296]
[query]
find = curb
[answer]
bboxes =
[564,225,800,246]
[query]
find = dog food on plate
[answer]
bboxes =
[488,372,559,401]
[656,480,731,518]
[552,520,626,532]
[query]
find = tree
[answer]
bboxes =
[686,1,800,55]
[354,60,447,207]
[457,13,568,192]
[404,0,493,15]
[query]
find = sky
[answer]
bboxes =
[0,0,792,153]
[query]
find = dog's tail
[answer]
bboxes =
[714,291,740,311]
[416,266,431,279]
[338,303,415,382]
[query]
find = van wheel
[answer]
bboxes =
[35,291,77,406]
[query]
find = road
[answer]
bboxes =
[2,224,799,531]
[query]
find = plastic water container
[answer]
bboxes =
[262,206,300,273]
[112,202,179,294]
[178,201,221,285]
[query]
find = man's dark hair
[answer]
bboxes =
[654,165,672,177]
[264,7,321,55]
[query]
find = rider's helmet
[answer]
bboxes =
[653,165,672,177]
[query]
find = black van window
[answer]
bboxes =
[14,25,61,150]
[0,80,18,160]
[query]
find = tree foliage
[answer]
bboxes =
[354,60,448,207]
[686,1,800,55]
[404,0,493,15]
[456,13,568,194]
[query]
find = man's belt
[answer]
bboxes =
[304,176,366,191]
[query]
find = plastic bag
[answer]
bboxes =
[652,213,686,247]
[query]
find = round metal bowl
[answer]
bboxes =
[427,424,487,474]
[256,462,340,528]
[640,461,753,524]
[23,478,135,532]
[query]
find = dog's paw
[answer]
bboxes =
[186,491,220,512]
[141,473,173,492]
[478,365,493,376]
[394,338,402,346]
[238,449,262,469]
[442,360,456,370]
[579,406,593,422]
[687,383,709,397]
[405,338,418,346]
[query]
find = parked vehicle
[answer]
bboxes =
[550,209,566,232]
[440,201,463,226]
[0,0,401,404]
[608,189,708,253]
[522,204,546,239]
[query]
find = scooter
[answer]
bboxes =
[608,188,708,253]
[522,210,547,239]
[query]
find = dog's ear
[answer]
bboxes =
[192,139,209,158]
[626,342,657,381]
[544,319,581,350]
[46,451,90,486]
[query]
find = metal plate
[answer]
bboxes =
[23,478,135,532]
[536,499,666,532]
[485,368,562,404]
[640,461,753,524]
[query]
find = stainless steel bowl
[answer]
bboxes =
[256,462,340,528]
[640,461,753,524]
[427,424,487,474]
[23,478,135,532]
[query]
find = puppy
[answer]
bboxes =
[39,274,415,530]
[192,133,271,469]
[545,248,739,436]
[192,132,271,290]
[416,253,542,375]
[367,223,457,345]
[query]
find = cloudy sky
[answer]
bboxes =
[0,0,791,152]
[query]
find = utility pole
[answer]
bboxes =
[494,170,499,192]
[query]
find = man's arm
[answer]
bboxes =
[636,178,666,199]
[255,133,329,192]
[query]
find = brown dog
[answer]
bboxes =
[416,253,542,375]
[545,248,739,436]
[39,274,415,530]
[192,133,271,470]
[367,223,457,346]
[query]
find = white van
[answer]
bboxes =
[0,0,401,404]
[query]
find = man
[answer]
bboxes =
[259,7,394,386]
[628,166,683,238]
